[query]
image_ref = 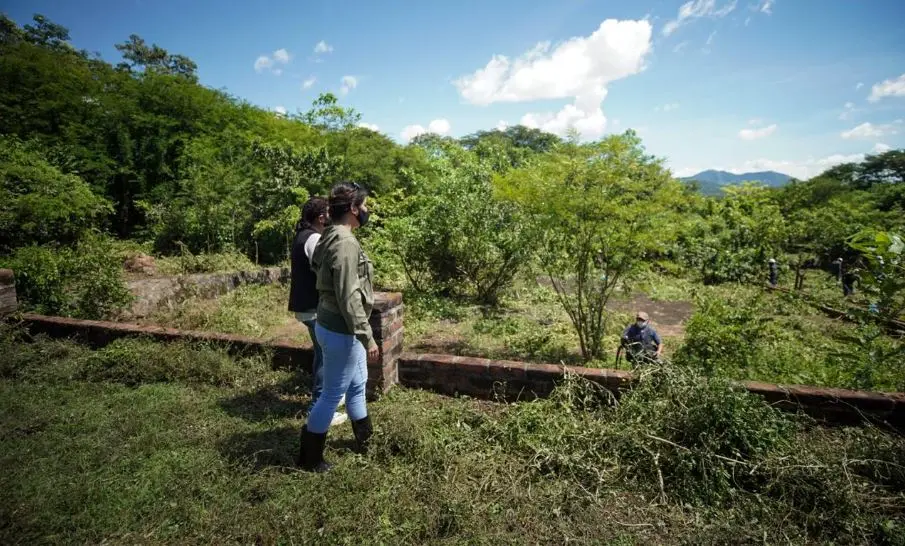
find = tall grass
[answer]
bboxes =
[2,326,903,544]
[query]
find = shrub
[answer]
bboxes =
[371,140,534,304]
[673,290,768,376]
[1,233,133,319]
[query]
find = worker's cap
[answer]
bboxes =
[636,311,649,321]
[768,258,776,264]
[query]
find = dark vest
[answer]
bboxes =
[288,228,319,313]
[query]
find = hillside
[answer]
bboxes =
[681,170,792,195]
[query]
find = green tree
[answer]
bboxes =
[115,34,197,80]
[497,131,679,361]
[302,93,361,131]
[0,135,111,250]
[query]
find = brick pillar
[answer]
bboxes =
[366,292,404,399]
[0,269,17,316]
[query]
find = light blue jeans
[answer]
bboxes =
[306,323,368,434]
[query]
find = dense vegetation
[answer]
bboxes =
[2,328,903,544]
[1,13,903,378]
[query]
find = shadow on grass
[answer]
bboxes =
[219,371,313,422]
[218,426,361,472]
[219,426,299,471]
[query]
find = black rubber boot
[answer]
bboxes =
[350,415,373,454]
[298,425,332,473]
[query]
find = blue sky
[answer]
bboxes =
[4,0,905,178]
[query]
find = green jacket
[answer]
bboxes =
[312,224,375,348]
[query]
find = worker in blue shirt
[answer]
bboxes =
[620,311,663,366]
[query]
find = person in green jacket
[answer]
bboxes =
[298,182,378,472]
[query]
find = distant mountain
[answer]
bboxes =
[680,170,792,196]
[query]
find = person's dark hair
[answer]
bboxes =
[328,182,368,221]
[296,196,328,231]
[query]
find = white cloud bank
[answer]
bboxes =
[840,122,899,140]
[662,0,737,36]
[454,19,652,139]
[254,48,291,75]
[340,75,358,95]
[868,73,905,102]
[738,123,777,140]
[400,118,451,142]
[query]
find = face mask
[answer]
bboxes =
[636,320,647,328]
[356,207,370,227]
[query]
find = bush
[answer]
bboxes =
[155,244,257,275]
[481,366,792,505]
[673,290,768,376]
[370,141,534,304]
[1,233,133,319]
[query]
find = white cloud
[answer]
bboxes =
[838,102,856,120]
[254,56,273,73]
[706,30,716,45]
[254,48,291,74]
[748,118,762,125]
[496,120,509,131]
[744,16,751,26]
[873,143,891,153]
[673,41,689,53]
[358,122,379,131]
[302,76,317,90]
[454,19,652,139]
[400,118,452,142]
[662,0,737,37]
[273,106,287,116]
[339,75,358,95]
[868,73,905,102]
[738,123,777,140]
[273,48,290,64]
[400,125,426,142]
[314,40,333,54]
[655,103,680,112]
[428,118,451,134]
[758,0,774,14]
[841,122,899,139]
[855,82,864,90]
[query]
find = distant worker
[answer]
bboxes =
[768,258,778,287]
[842,269,857,297]
[620,311,663,366]
[834,257,857,297]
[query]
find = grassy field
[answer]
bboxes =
[2,326,904,544]
[138,270,904,391]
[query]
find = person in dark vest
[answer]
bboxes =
[620,311,662,366]
[288,197,347,427]
[768,258,778,287]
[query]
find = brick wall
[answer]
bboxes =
[0,269,16,316]
[399,353,905,428]
[367,292,404,398]
[16,289,406,401]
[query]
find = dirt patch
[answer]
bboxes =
[608,295,693,337]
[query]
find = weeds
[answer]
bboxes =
[2,328,903,544]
